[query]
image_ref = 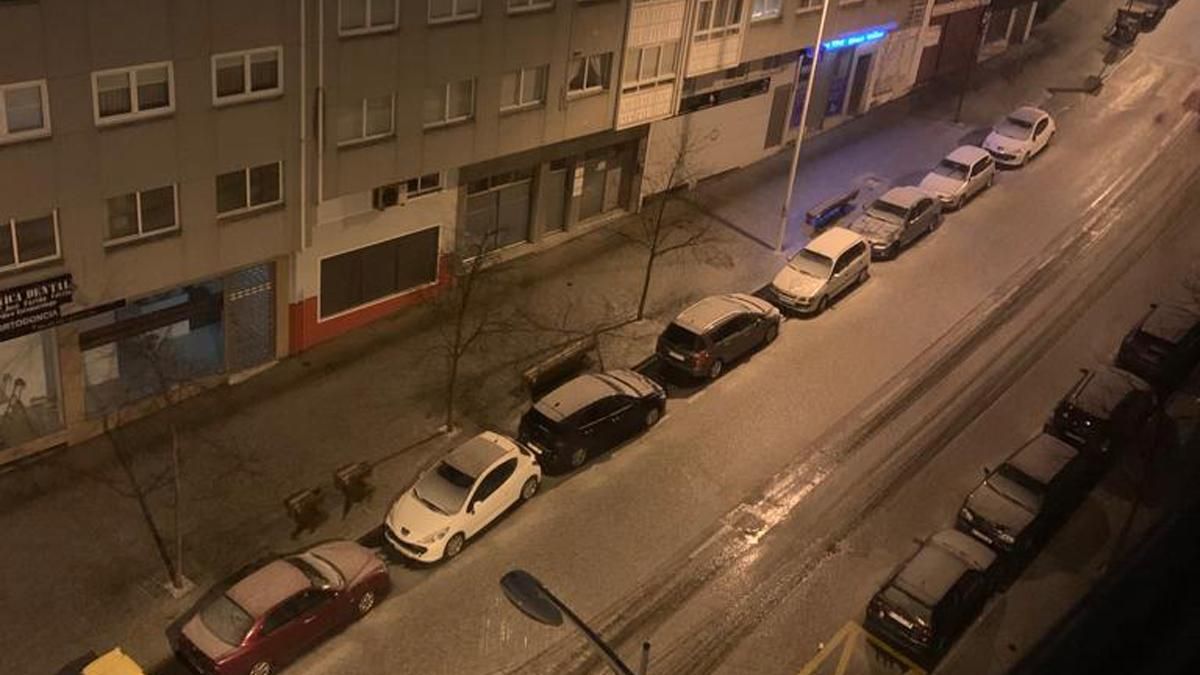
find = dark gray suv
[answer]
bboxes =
[656,293,782,380]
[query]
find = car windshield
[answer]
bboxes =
[413,462,474,515]
[787,249,833,279]
[867,199,908,223]
[661,323,704,351]
[932,159,970,181]
[997,463,1045,495]
[200,595,254,646]
[996,116,1034,140]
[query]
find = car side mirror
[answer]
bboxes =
[467,502,476,515]
[983,466,993,477]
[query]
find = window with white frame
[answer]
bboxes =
[750,0,781,20]
[567,53,612,96]
[338,94,395,145]
[622,42,678,91]
[428,0,480,23]
[339,0,399,35]
[105,185,178,244]
[92,62,173,125]
[423,78,475,128]
[796,0,821,10]
[0,211,60,270]
[212,47,283,105]
[500,65,548,111]
[507,0,553,12]
[0,80,51,144]
[405,173,442,198]
[216,162,283,217]
[695,0,743,40]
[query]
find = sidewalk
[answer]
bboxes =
[0,8,1111,672]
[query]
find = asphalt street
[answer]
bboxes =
[135,5,1200,675]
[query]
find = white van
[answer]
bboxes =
[770,226,870,315]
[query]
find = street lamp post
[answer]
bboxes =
[776,0,834,252]
[500,569,648,675]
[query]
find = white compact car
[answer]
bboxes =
[385,431,541,563]
[982,106,1055,167]
[919,145,995,210]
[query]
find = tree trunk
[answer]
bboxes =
[170,423,183,589]
[111,433,178,588]
[636,248,656,321]
[444,351,459,432]
[636,197,670,321]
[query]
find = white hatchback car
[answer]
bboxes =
[982,106,1055,167]
[385,431,541,563]
[919,145,995,210]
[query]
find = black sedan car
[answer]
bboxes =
[1044,365,1157,458]
[865,530,998,667]
[957,433,1090,559]
[656,293,782,380]
[1116,303,1200,391]
[518,369,666,472]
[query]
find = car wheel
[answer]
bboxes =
[763,322,779,346]
[856,268,869,286]
[249,662,272,675]
[815,296,830,315]
[568,447,588,468]
[987,172,995,188]
[644,406,662,428]
[707,359,724,379]
[931,212,943,231]
[442,533,466,561]
[356,590,376,616]
[520,476,539,501]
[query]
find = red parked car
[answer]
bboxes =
[175,540,390,675]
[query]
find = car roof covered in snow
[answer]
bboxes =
[891,530,995,607]
[1006,433,1078,486]
[946,145,990,165]
[533,370,659,422]
[875,186,928,210]
[672,293,773,334]
[1139,303,1200,344]
[805,226,863,259]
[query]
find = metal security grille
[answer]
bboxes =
[224,263,275,373]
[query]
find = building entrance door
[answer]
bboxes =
[225,263,276,373]
[846,52,873,116]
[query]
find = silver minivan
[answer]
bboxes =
[770,227,870,315]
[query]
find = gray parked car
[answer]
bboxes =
[847,186,943,260]
[656,293,782,380]
[865,530,998,666]
[957,433,1091,559]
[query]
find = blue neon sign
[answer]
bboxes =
[822,24,895,51]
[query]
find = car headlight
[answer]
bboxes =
[419,527,449,544]
[998,531,1015,544]
[960,508,975,522]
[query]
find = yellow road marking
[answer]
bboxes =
[795,621,926,675]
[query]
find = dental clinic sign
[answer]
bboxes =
[0,273,74,342]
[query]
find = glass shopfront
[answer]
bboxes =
[79,281,225,415]
[0,328,63,450]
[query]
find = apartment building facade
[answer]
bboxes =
[0,0,1041,464]
[290,0,647,350]
[0,0,298,463]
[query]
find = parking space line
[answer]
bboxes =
[794,621,925,675]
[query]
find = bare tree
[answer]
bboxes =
[93,331,194,593]
[619,125,714,321]
[435,231,507,433]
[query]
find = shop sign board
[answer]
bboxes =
[0,274,74,341]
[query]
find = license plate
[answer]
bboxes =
[667,350,686,362]
[887,611,915,629]
[971,528,994,545]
